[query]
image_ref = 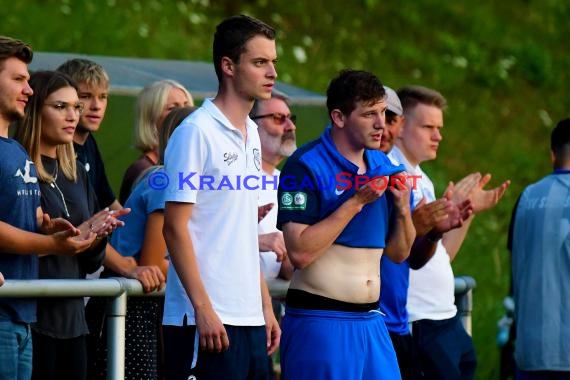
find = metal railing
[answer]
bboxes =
[453,275,476,335]
[0,276,476,379]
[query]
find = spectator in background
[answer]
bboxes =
[379,86,472,380]
[15,70,129,380]
[250,93,295,282]
[510,118,570,380]
[0,35,97,380]
[56,59,121,211]
[161,15,280,380]
[251,93,296,379]
[393,85,510,380]
[86,106,194,380]
[119,79,193,204]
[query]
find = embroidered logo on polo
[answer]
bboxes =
[223,152,238,166]
[334,187,345,196]
[280,191,307,210]
[253,148,261,171]
[14,160,38,184]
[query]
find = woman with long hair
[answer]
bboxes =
[15,70,128,380]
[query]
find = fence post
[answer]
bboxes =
[107,290,127,380]
[454,276,476,336]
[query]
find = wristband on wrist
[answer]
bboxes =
[426,231,443,243]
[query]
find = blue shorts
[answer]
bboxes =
[162,323,269,380]
[281,307,401,380]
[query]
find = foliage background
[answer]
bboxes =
[3,1,570,378]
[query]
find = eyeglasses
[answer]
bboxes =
[44,101,85,115]
[251,113,296,125]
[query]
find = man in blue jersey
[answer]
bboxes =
[277,69,415,380]
[510,118,570,380]
[0,36,97,380]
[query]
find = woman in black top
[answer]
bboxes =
[15,70,128,380]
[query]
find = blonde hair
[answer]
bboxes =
[15,71,77,182]
[134,79,193,152]
[56,58,109,89]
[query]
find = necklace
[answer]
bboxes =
[50,162,71,218]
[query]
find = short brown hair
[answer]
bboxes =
[0,36,33,71]
[397,85,447,114]
[213,15,276,82]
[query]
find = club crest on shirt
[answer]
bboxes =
[280,191,307,210]
[224,152,238,166]
[253,148,261,171]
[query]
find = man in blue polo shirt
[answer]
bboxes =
[277,69,415,380]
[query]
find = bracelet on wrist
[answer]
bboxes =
[426,231,443,243]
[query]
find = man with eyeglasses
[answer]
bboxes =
[250,92,296,282]
[250,91,296,378]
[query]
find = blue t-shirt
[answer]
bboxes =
[380,257,410,334]
[0,137,41,323]
[511,171,570,370]
[111,167,166,260]
[277,127,404,248]
[379,148,414,335]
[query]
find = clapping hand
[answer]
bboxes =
[470,174,511,213]
[78,207,131,239]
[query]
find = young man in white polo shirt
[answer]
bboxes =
[161,15,280,380]
[392,85,510,380]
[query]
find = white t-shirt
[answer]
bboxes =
[258,168,281,279]
[389,146,457,322]
[162,99,264,326]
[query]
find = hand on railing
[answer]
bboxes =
[127,265,166,293]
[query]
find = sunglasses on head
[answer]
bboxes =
[251,113,297,125]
